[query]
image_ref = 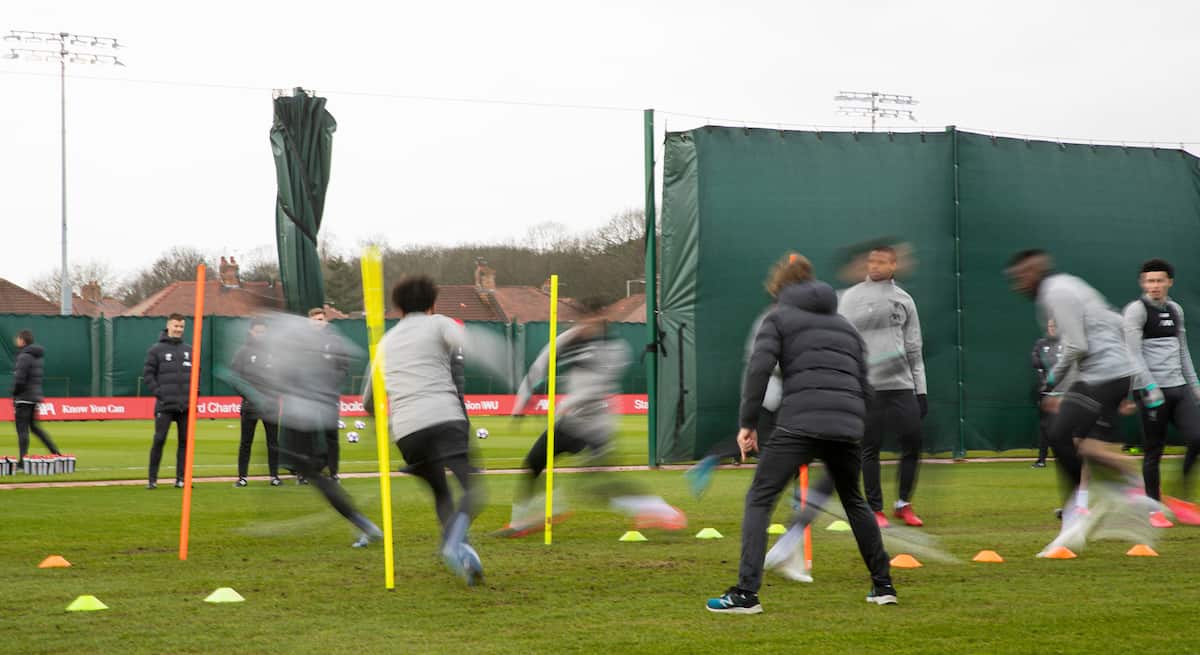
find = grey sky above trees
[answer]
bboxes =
[3,1,1197,292]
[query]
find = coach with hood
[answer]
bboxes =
[707,254,895,615]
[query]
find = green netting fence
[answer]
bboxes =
[657,126,1200,462]
[0,316,648,398]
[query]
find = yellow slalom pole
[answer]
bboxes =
[545,274,559,545]
[360,246,395,590]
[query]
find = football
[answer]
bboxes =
[337,420,346,429]
[354,420,367,430]
[476,427,490,439]
[346,431,359,443]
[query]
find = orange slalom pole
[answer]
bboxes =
[179,264,206,561]
[800,464,812,570]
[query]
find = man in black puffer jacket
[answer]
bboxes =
[143,313,193,489]
[707,254,895,615]
[11,329,60,469]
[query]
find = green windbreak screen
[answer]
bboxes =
[957,133,1200,449]
[657,125,1200,462]
[0,315,647,401]
[658,127,956,462]
[0,315,96,397]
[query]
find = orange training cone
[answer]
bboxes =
[890,554,922,569]
[1126,544,1158,557]
[1039,546,1077,559]
[972,550,1004,563]
[38,555,72,569]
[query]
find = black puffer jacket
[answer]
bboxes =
[143,331,193,413]
[740,280,871,440]
[12,343,46,402]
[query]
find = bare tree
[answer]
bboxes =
[29,260,125,303]
[588,208,646,251]
[121,247,213,306]
[524,221,577,254]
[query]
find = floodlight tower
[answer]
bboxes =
[834,91,918,132]
[4,30,124,315]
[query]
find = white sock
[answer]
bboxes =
[1075,489,1089,509]
[894,500,911,510]
[771,524,803,556]
[610,495,670,517]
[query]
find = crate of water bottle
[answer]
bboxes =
[8,454,77,476]
[0,456,14,476]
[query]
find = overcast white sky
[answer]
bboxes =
[2,1,1197,290]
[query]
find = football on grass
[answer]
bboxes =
[476,428,489,439]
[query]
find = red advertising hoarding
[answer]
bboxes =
[0,395,649,421]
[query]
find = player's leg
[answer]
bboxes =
[1046,384,1097,495]
[324,424,340,478]
[519,427,588,500]
[1139,389,1172,501]
[736,435,809,595]
[147,411,172,487]
[26,407,59,455]
[707,435,806,613]
[286,428,379,544]
[264,420,281,483]
[14,404,32,468]
[892,392,924,526]
[764,469,833,583]
[823,438,895,603]
[1035,408,1053,467]
[173,411,188,486]
[1163,389,1200,524]
[236,414,256,483]
[860,395,888,523]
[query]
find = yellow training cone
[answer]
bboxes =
[38,555,72,569]
[972,550,1004,563]
[890,554,923,569]
[66,595,108,612]
[1126,544,1158,557]
[695,528,724,539]
[767,523,787,535]
[204,587,246,603]
[619,531,648,542]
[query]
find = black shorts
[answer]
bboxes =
[397,421,470,469]
[1062,378,1130,444]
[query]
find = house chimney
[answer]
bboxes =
[81,280,102,303]
[219,256,241,288]
[474,258,496,291]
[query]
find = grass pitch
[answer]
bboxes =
[4,453,1200,653]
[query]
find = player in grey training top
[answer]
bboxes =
[1008,249,1165,556]
[362,275,483,585]
[502,301,686,536]
[1121,258,1200,526]
[838,245,928,528]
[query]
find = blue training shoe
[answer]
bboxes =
[706,587,763,614]
[686,456,718,499]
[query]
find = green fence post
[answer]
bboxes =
[89,316,101,396]
[644,108,659,467]
[949,125,967,459]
